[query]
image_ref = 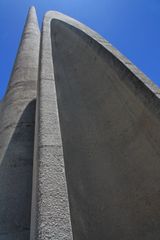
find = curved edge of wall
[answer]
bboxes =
[30,11,160,240]
[30,11,74,240]
[46,11,160,99]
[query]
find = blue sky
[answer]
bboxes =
[0,0,160,100]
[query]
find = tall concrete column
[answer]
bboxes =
[0,6,40,240]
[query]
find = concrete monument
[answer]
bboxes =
[0,6,160,240]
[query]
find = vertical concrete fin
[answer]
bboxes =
[27,6,39,27]
[0,6,40,240]
[23,6,40,38]
[31,10,160,240]
[6,5,40,89]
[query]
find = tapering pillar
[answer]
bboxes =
[0,6,40,240]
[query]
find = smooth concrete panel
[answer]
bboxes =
[0,230,29,240]
[51,19,160,240]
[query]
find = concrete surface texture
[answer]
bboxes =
[0,6,40,240]
[1,7,160,240]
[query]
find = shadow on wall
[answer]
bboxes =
[0,99,36,240]
[51,19,160,240]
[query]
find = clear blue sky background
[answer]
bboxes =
[0,0,160,100]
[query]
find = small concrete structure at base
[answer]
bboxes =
[1,6,160,240]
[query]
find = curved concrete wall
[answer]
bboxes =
[0,7,40,239]
[51,19,160,240]
[31,11,160,240]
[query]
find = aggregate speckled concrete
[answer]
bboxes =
[1,6,160,240]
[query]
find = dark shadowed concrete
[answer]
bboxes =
[50,19,160,240]
[0,100,36,240]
